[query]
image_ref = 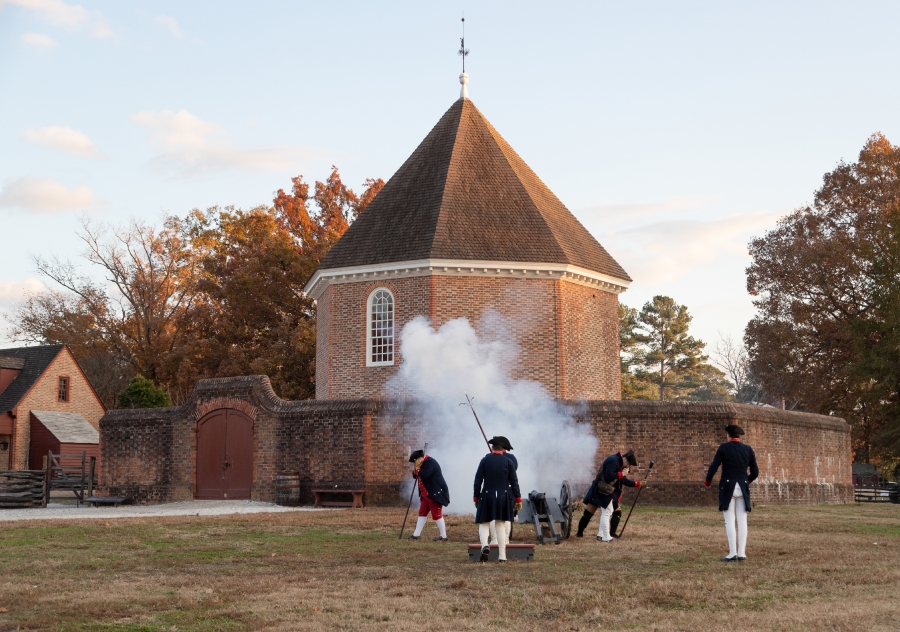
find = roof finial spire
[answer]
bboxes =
[458,14,469,100]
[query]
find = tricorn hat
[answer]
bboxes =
[725,424,745,436]
[489,436,513,451]
[408,449,425,462]
[623,449,638,466]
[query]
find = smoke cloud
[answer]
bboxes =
[386,311,598,514]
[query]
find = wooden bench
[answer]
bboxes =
[311,489,366,508]
[85,496,130,507]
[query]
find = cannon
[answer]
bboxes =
[517,480,573,544]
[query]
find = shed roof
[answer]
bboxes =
[0,345,64,412]
[31,410,99,444]
[314,98,630,282]
[0,356,26,370]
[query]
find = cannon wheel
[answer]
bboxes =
[559,480,573,539]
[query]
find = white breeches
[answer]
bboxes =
[480,520,510,560]
[489,520,512,545]
[597,503,615,541]
[723,486,748,558]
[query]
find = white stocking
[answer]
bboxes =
[497,521,510,560]
[412,516,427,537]
[598,504,614,541]
[505,520,512,540]
[723,486,747,558]
[489,521,498,545]
[478,523,490,547]
[435,517,447,538]
[734,487,748,557]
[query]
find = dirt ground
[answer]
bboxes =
[0,502,897,631]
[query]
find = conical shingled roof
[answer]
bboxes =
[316,98,630,282]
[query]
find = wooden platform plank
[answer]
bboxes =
[467,543,534,562]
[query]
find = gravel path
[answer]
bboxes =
[0,500,334,522]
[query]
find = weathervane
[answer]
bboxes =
[458,15,469,73]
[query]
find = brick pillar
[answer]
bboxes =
[11,409,29,470]
[555,279,567,399]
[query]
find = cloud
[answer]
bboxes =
[132,109,217,149]
[0,277,47,345]
[609,209,786,285]
[578,195,788,285]
[131,109,337,176]
[20,31,57,48]
[581,196,790,345]
[2,0,84,27]
[90,15,111,38]
[0,278,46,307]
[155,14,185,38]
[0,175,101,212]
[581,196,721,228]
[1,0,112,38]
[22,126,101,157]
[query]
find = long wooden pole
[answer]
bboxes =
[464,394,491,450]
[616,460,655,539]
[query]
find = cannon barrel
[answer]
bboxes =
[517,481,572,544]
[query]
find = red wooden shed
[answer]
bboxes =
[29,410,100,471]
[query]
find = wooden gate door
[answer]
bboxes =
[196,409,253,500]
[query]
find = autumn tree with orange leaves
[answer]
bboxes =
[10,167,384,406]
[13,216,196,404]
[746,133,900,470]
[273,167,384,269]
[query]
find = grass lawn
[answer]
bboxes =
[0,503,898,631]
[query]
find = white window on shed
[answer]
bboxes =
[366,288,394,366]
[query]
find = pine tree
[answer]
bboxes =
[634,296,708,401]
[619,303,655,399]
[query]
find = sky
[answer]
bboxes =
[2,1,900,357]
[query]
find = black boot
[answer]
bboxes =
[576,510,594,537]
[609,508,622,538]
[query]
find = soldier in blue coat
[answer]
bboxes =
[408,449,450,541]
[576,449,641,541]
[490,445,518,546]
[473,436,522,562]
[704,424,759,561]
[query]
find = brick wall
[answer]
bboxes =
[559,281,621,400]
[10,348,105,470]
[101,377,417,505]
[100,376,852,507]
[433,275,559,394]
[319,276,430,400]
[578,400,854,507]
[317,275,621,400]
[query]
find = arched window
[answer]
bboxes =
[366,288,394,366]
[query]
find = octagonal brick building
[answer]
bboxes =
[304,91,632,401]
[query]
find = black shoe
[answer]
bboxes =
[736,556,746,561]
[407,535,420,540]
[433,536,449,542]
[575,532,584,538]
[720,556,738,562]
[479,546,490,563]
[498,559,507,563]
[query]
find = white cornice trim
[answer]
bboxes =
[303,258,631,300]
